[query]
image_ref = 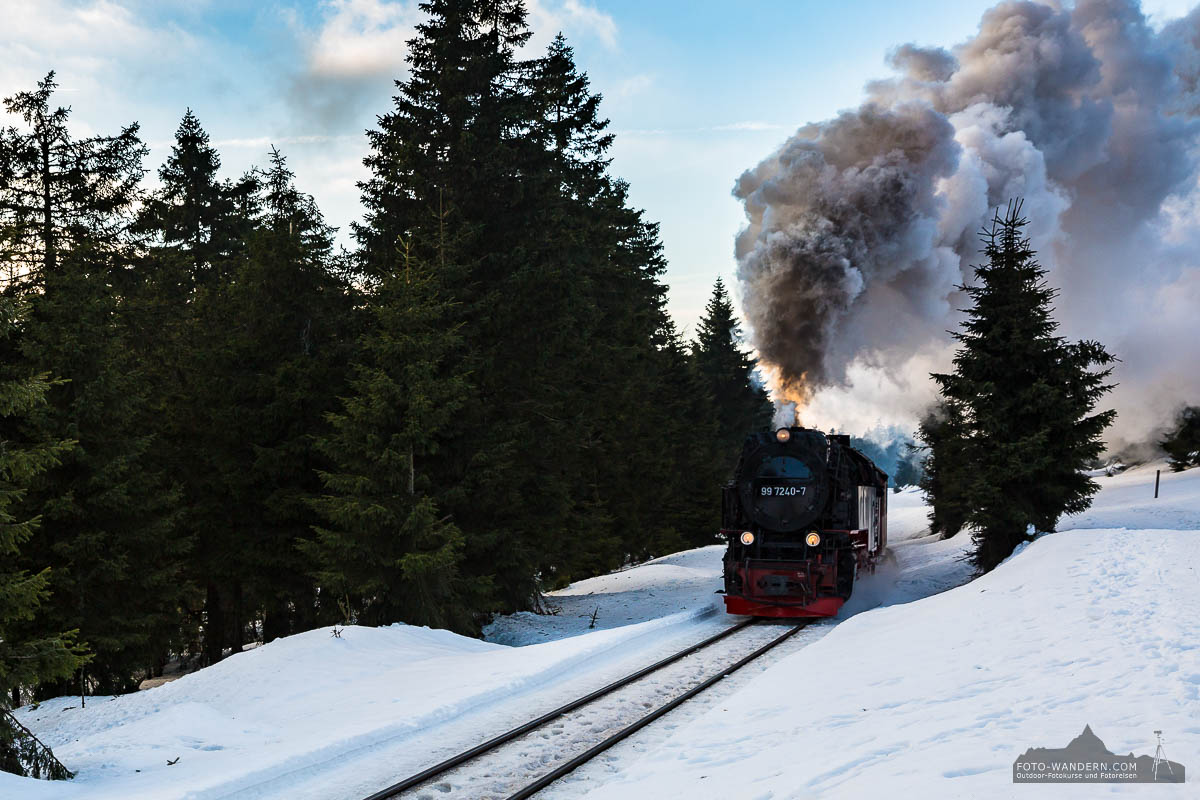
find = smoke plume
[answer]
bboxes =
[736,0,1200,448]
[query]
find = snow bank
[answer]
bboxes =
[1061,461,1200,532]
[882,485,932,541]
[7,611,717,799]
[573,465,1200,799]
[580,526,1200,798]
[484,546,725,645]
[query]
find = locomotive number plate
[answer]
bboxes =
[756,481,807,497]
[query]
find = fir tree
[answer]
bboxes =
[1160,406,1200,471]
[304,236,473,630]
[915,402,971,537]
[0,299,81,707]
[932,202,1116,571]
[358,0,551,611]
[230,148,357,642]
[132,109,247,290]
[691,277,773,475]
[1,76,188,693]
[356,6,713,608]
[892,453,922,491]
[131,110,257,665]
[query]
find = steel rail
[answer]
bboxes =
[363,617,759,800]
[504,622,805,800]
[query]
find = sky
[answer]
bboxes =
[2,0,1177,324]
[2,0,1197,441]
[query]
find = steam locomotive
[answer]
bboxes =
[721,426,888,618]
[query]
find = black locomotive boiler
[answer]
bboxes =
[721,426,888,617]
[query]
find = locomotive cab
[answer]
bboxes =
[721,426,887,618]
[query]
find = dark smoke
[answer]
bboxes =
[736,0,1200,446]
[734,103,959,399]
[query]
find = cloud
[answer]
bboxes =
[0,0,198,111]
[713,121,785,132]
[210,134,356,149]
[1141,0,1198,29]
[615,73,653,97]
[284,0,620,132]
[283,0,419,132]
[526,0,618,51]
[735,0,1200,445]
[304,0,421,79]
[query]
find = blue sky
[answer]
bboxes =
[0,0,1192,332]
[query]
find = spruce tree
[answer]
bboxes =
[304,236,473,630]
[528,34,612,202]
[932,202,1116,570]
[358,0,551,611]
[133,109,246,290]
[230,148,357,642]
[523,32,739,573]
[358,2,632,604]
[0,309,79,784]
[0,73,142,288]
[892,453,922,491]
[1160,406,1200,471]
[691,277,773,474]
[1,75,188,693]
[356,6,713,607]
[915,402,971,537]
[647,320,724,555]
[0,299,81,705]
[357,0,531,277]
[132,110,257,665]
[22,244,187,693]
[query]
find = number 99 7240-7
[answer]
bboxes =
[761,486,806,496]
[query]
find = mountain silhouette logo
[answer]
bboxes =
[1013,725,1185,783]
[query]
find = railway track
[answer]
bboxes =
[363,618,805,800]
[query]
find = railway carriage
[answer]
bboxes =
[721,426,887,618]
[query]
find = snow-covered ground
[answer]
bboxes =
[566,462,1200,799]
[2,609,738,800]
[3,461,1195,799]
[482,546,727,646]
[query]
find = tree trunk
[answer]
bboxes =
[263,597,289,644]
[41,138,55,277]
[232,580,245,652]
[296,586,317,632]
[204,581,225,665]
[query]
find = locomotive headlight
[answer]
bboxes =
[740,531,755,545]
[775,428,791,442]
[805,531,821,547]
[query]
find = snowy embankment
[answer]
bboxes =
[3,462,1195,799]
[570,463,1200,799]
[483,545,727,645]
[2,604,719,800]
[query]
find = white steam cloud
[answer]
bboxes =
[735,0,1200,449]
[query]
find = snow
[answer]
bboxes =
[571,528,1200,799]
[4,461,1196,799]
[6,613,732,799]
[1060,461,1200,532]
[483,546,726,646]
[565,463,1200,799]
